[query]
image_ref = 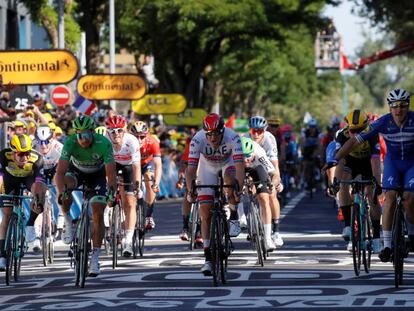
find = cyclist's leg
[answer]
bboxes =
[60,170,77,244]
[143,163,156,229]
[223,164,241,237]
[336,160,352,245]
[180,188,191,240]
[27,179,47,249]
[120,165,137,256]
[402,162,414,250]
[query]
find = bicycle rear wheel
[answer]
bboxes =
[42,210,49,267]
[79,212,90,288]
[14,222,24,281]
[351,204,361,276]
[189,202,199,250]
[111,204,119,269]
[5,215,16,286]
[133,199,146,258]
[249,201,264,266]
[393,206,405,288]
[362,213,372,273]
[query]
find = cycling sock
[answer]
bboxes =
[183,215,190,230]
[203,239,210,249]
[64,213,72,224]
[26,211,38,227]
[204,247,212,262]
[229,210,238,221]
[92,247,101,259]
[341,205,352,226]
[383,230,392,249]
[125,229,134,242]
[0,240,4,257]
[372,219,381,238]
[146,203,154,217]
[264,224,272,240]
[272,219,280,233]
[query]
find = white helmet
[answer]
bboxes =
[307,118,318,127]
[35,125,53,141]
[387,88,410,104]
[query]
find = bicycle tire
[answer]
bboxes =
[210,210,220,287]
[79,212,90,288]
[48,237,54,264]
[5,215,16,286]
[42,209,49,267]
[393,206,404,288]
[14,222,24,281]
[112,204,119,269]
[250,201,264,266]
[362,213,372,274]
[74,229,81,286]
[220,214,229,285]
[189,202,199,250]
[351,203,361,276]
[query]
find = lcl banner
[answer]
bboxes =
[131,94,187,115]
[0,50,79,85]
[163,108,207,126]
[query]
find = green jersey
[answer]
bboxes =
[60,134,115,173]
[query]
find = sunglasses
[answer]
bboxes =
[250,128,264,135]
[76,132,93,140]
[389,101,409,109]
[16,151,31,158]
[205,130,222,137]
[349,128,364,134]
[108,128,124,135]
[137,135,147,140]
[39,140,50,146]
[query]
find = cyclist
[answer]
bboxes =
[247,116,284,247]
[186,113,244,276]
[331,109,382,252]
[55,115,117,276]
[130,121,162,230]
[241,137,277,251]
[300,118,321,192]
[27,125,64,252]
[0,134,47,270]
[105,115,141,257]
[334,88,414,262]
[279,124,299,198]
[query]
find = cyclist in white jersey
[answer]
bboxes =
[241,137,277,251]
[26,125,63,252]
[247,116,284,247]
[186,113,244,276]
[105,116,141,257]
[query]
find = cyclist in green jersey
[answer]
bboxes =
[55,115,117,277]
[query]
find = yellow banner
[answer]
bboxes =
[164,108,207,126]
[0,50,79,85]
[131,94,187,115]
[77,74,146,100]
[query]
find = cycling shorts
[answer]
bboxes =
[245,166,271,194]
[66,164,107,200]
[1,172,36,208]
[116,163,134,194]
[343,156,373,180]
[383,156,414,192]
[142,160,154,174]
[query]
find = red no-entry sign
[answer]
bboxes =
[50,85,72,106]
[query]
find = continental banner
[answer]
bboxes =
[77,74,146,100]
[131,94,186,115]
[0,50,79,85]
[164,108,207,126]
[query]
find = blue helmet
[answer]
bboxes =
[249,116,267,130]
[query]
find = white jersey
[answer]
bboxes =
[33,139,63,170]
[246,141,275,174]
[112,133,141,166]
[245,131,278,161]
[188,128,244,169]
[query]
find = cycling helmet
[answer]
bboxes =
[35,125,53,141]
[203,113,225,133]
[95,126,107,136]
[307,118,318,127]
[14,120,27,128]
[249,116,268,130]
[105,115,126,129]
[131,121,149,135]
[73,115,95,131]
[345,109,369,130]
[241,137,254,157]
[387,88,410,104]
[10,134,32,152]
[267,117,281,126]
[330,116,341,127]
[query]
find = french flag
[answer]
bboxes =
[72,95,96,115]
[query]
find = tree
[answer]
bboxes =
[19,0,80,51]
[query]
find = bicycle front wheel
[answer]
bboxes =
[79,213,90,288]
[393,206,405,288]
[210,211,221,287]
[362,213,372,274]
[133,199,146,258]
[111,204,119,269]
[42,210,49,267]
[189,202,199,250]
[14,221,24,281]
[5,215,16,286]
[351,204,361,276]
[249,201,264,267]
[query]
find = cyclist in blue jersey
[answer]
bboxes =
[335,88,414,262]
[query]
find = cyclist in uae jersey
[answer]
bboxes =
[247,116,284,247]
[0,134,47,270]
[105,115,141,257]
[186,113,244,276]
[242,137,277,251]
[335,88,414,262]
[26,125,64,252]
[130,121,162,230]
[55,115,116,277]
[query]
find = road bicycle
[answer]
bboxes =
[1,187,34,285]
[192,177,235,287]
[336,178,375,276]
[41,183,55,266]
[392,188,406,288]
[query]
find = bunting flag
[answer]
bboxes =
[225,113,236,129]
[72,95,96,115]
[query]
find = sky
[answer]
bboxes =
[324,1,373,59]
